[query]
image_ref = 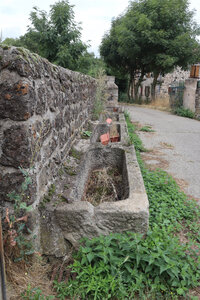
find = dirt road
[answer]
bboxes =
[125,105,200,203]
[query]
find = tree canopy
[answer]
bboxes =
[18,1,87,71]
[2,0,104,75]
[100,0,200,99]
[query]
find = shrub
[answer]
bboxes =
[174,107,195,119]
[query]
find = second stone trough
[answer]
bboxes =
[55,108,149,247]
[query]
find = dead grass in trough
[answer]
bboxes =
[84,167,123,206]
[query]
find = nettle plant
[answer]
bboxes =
[4,167,35,262]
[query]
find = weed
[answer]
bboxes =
[58,168,64,177]
[64,184,69,190]
[124,111,146,152]
[54,112,200,299]
[64,166,77,176]
[4,168,35,262]
[1,44,10,50]
[139,126,155,132]
[173,107,195,119]
[39,184,56,209]
[21,284,54,300]
[69,147,82,160]
[81,130,92,139]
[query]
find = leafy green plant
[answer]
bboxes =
[69,147,82,160]
[39,184,56,209]
[4,167,35,262]
[173,107,195,119]
[22,284,54,300]
[81,130,92,139]
[124,111,146,152]
[53,112,200,299]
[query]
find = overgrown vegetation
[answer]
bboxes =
[4,167,34,263]
[21,284,54,300]
[53,112,200,299]
[173,107,195,119]
[139,126,155,132]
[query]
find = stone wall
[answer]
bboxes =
[160,67,190,96]
[139,67,190,101]
[0,46,96,214]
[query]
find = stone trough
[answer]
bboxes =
[55,144,149,247]
[90,123,121,143]
[90,120,128,145]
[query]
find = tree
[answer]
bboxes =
[16,0,87,71]
[100,0,200,100]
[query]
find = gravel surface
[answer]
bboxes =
[125,105,200,203]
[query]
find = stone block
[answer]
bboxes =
[0,125,31,168]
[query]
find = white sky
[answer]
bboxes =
[0,0,199,56]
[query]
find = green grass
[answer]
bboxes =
[53,112,200,300]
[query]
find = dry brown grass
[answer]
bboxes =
[6,254,55,299]
[83,167,123,206]
[123,96,171,111]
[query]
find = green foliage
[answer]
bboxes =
[54,112,200,299]
[5,167,35,262]
[22,284,54,300]
[39,184,56,209]
[173,107,195,119]
[139,126,155,132]
[81,130,92,139]
[124,112,146,152]
[55,229,200,299]
[69,147,82,160]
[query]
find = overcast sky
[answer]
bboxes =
[0,0,199,56]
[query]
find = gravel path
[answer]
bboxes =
[125,105,200,203]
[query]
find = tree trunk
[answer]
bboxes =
[128,73,134,102]
[127,76,131,101]
[134,71,145,102]
[152,72,159,100]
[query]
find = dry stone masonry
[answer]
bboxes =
[0,45,96,211]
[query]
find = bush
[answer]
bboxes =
[174,107,195,119]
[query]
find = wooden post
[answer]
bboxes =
[0,216,7,300]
